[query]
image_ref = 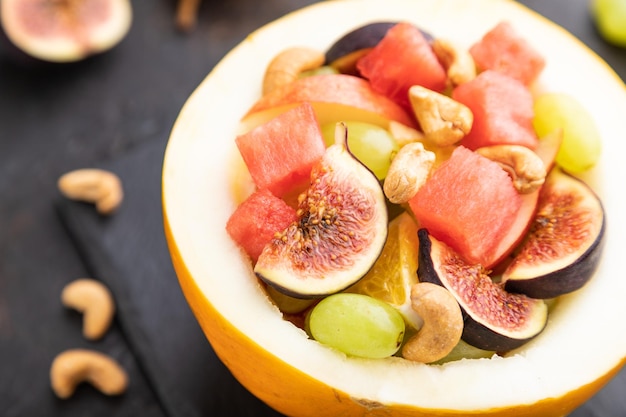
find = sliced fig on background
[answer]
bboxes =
[417,229,548,352]
[0,0,132,63]
[502,168,605,299]
[255,123,388,298]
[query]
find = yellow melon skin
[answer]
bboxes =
[163,0,626,416]
[166,222,626,417]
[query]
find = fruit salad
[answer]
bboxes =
[225,20,605,363]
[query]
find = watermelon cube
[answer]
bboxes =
[356,22,447,109]
[409,146,522,267]
[452,70,538,150]
[226,188,298,262]
[469,21,546,86]
[235,102,326,198]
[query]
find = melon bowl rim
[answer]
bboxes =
[162,0,626,416]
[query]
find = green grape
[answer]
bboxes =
[307,293,405,359]
[321,121,399,180]
[432,339,494,364]
[591,0,626,47]
[533,93,602,173]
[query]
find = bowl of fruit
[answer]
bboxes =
[162,0,626,415]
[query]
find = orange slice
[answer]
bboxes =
[349,211,422,330]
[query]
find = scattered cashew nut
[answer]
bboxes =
[475,145,547,194]
[383,142,435,204]
[409,85,473,147]
[432,38,477,87]
[262,47,325,95]
[62,279,115,341]
[58,169,123,215]
[50,349,128,399]
[402,282,463,363]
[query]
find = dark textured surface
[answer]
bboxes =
[1,1,625,417]
[56,141,285,417]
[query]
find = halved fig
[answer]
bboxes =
[487,129,564,270]
[417,228,548,352]
[0,0,132,63]
[254,123,388,298]
[502,167,605,299]
[325,22,397,73]
[324,22,433,74]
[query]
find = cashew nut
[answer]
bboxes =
[402,282,463,363]
[383,142,435,204]
[432,38,477,87]
[62,279,115,341]
[262,47,325,95]
[57,169,123,215]
[475,145,547,193]
[50,349,128,399]
[387,120,426,148]
[409,85,473,147]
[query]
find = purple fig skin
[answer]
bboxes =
[503,225,605,299]
[417,228,547,352]
[502,170,606,300]
[325,22,434,65]
[325,22,398,65]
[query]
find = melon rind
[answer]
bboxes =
[162,0,626,415]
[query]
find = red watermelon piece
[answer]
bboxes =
[356,22,447,109]
[226,188,298,262]
[470,21,546,86]
[408,146,522,267]
[452,70,538,150]
[235,102,326,198]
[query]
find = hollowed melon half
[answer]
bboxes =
[162,0,626,415]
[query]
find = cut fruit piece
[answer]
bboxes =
[452,70,538,150]
[417,229,548,352]
[357,22,447,109]
[469,21,546,86]
[235,102,326,199]
[324,21,398,74]
[409,146,522,268]
[254,123,388,298]
[502,168,605,299]
[0,0,132,63]
[348,211,422,330]
[241,74,417,132]
[487,129,564,269]
[226,188,298,263]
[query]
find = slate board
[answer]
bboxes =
[56,138,285,417]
